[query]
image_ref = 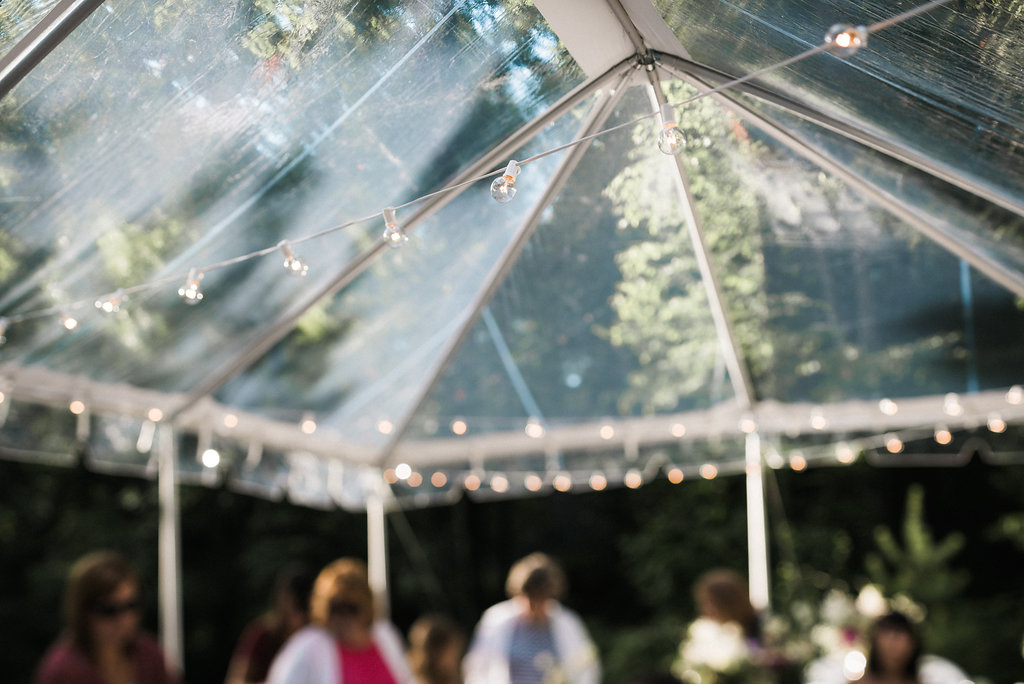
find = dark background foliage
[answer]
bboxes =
[2,454,1022,684]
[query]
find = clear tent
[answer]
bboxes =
[2,0,1024,662]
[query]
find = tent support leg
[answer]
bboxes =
[367,482,390,619]
[157,424,184,675]
[745,431,770,611]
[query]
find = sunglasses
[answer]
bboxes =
[94,598,141,618]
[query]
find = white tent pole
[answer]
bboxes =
[366,480,390,620]
[745,430,770,611]
[644,71,756,408]
[157,423,184,675]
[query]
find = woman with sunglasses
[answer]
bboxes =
[33,550,181,684]
[267,557,412,684]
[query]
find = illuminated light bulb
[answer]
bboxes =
[383,468,399,484]
[277,240,309,276]
[943,393,963,417]
[878,398,898,416]
[490,160,520,204]
[69,400,86,415]
[671,423,687,438]
[60,313,79,331]
[525,418,544,438]
[395,463,412,480]
[223,413,239,429]
[407,472,423,487]
[789,454,808,471]
[657,102,686,155]
[553,473,572,492]
[934,426,952,445]
[988,413,1007,433]
[667,467,684,484]
[599,424,614,440]
[589,473,607,491]
[842,650,867,680]
[381,206,407,247]
[1006,385,1023,405]
[463,474,481,491]
[524,473,544,492]
[95,288,125,313]
[147,408,164,422]
[824,23,868,58]
[810,408,827,431]
[300,414,317,434]
[836,443,856,464]
[377,419,393,435]
[490,474,509,493]
[739,415,757,434]
[451,419,467,435]
[0,316,8,345]
[700,463,718,479]
[178,268,204,305]
[624,469,643,489]
[201,448,221,469]
[430,472,448,488]
[885,434,904,454]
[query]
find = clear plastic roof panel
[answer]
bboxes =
[655,0,1024,213]
[0,0,585,393]
[0,0,1023,506]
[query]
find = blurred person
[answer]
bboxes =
[225,562,316,684]
[463,552,600,684]
[33,549,181,684]
[266,557,412,684]
[856,611,968,684]
[407,613,465,684]
[693,568,761,642]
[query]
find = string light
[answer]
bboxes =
[147,407,164,422]
[624,469,643,489]
[885,434,904,453]
[300,413,317,434]
[666,466,684,483]
[381,206,407,247]
[657,102,686,155]
[430,471,447,487]
[95,288,125,313]
[934,426,953,445]
[463,473,481,491]
[1007,385,1023,405]
[201,448,221,468]
[878,398,899,416]
[589,472,608,491]
[988,413,1007,433]
[69,399,86,415]
[824,23,868,58]
[489,160,520,204]
[524,473,544,491]
[943,393,963,417]
[395,463,412,480]
[59,312,78,330]
[0,1,949,337]
[277,240,309,276]
[178,268,204,305]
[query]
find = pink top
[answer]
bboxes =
[337,641,398,684]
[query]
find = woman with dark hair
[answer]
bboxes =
[33,550,180,684]
[463,552,600,684]
[225,562,316,684]
[860,612,922,684]
[266,557,412,684]
[407,613,465,684]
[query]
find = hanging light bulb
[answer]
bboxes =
[95,288,125,313]
[60,312,78,330]
[381,206,407,247]
[277,240,309,276]
[657,102,686,155]
[178,268,204,305]
[824,23,868,58]
[490,160,520,204]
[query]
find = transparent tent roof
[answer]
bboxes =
[1,0,1023,510]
